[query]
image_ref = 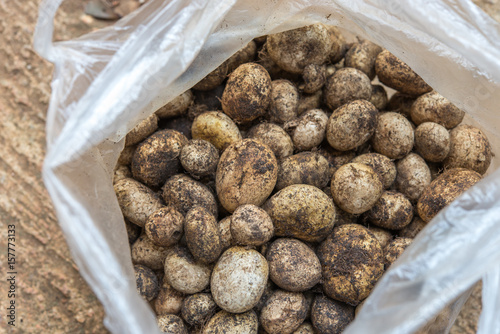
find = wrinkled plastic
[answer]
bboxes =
[34,0,500,333]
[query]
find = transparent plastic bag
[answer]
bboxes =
[34,0,500,333]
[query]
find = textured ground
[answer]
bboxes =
[0,1,109,333]
[0,0,498,333]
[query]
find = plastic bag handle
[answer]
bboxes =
[34,0,64,61]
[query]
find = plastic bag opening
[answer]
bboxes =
[34,0,500,333]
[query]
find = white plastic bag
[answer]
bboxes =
[34,0,500,333]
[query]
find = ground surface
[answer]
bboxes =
[0,1,109,333]
[0,0,498,333]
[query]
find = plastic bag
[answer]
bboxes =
[34,0,500,333]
